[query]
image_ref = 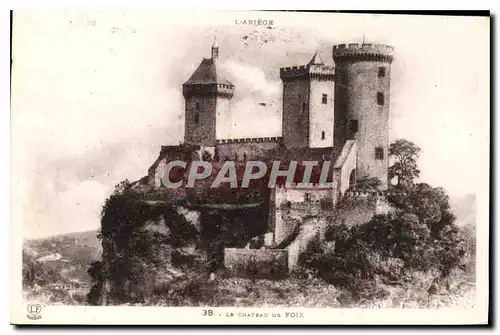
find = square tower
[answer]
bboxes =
[182,40,234,146]
[280,52,335,149]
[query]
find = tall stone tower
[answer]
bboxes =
[280,52,335,149]
[332,43,394,188]
[182,39,234,146]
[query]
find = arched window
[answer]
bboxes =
[321,131,325,140]
[243,152,247,161]
[349,169,356,188]
[375,147,384,160]
[195,102,200,110]
[234,153,238,161]
[194,113,199,124]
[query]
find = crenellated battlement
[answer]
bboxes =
[275,182,334,190]
[280,64,334,81]
[182,83,234,99]
[216,136,283,145]
[333,43,394,63]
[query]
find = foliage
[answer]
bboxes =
[304,139,472,301]
[348,176,382,196]
[113,179,131,195]
[388,139,421,187]
[88,179,202,304]
[86,261,104,305]
[22,249,64,289]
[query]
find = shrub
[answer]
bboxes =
[303,208,470,302]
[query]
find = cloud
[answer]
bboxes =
[14,12,488,238]
[23,179,110,238]
[220,60,281,96]
[225,98,281,139]
[216,60,282,139]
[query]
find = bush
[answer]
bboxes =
[303,209,471,302]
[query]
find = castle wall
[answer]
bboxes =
[335,194,388,226]
[184,95,217,146]
[272,185,333,245]
[287,217,324,271]
[309,79,334,148]
[215,138,281,161]
[334,140,357,197]
[282,78,310,148]
[148,145,193,188]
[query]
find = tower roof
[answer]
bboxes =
[308,51,324,65]
[183,58,233,86]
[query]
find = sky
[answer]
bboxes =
[11,10,490,238]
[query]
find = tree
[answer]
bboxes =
[390,182,456,237]
[389,139,421,187]
[113,179,131,195]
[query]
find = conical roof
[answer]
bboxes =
[308,51,324,65]
[183,58,233,86]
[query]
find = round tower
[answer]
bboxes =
[333,43,394,189]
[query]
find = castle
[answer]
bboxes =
[142,39,395,272]
[147,39,394,198]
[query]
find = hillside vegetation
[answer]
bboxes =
[22,230,101,304]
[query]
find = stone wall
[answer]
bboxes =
[184,94,218,146]
[287,218,325,271]
[309,78,334,148]
[334,140,357,197]
[282,78,310,148]
[272,185,332,245]
[335,194,385,226]
[215,138,281,161]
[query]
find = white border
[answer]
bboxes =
[4,3,495,332]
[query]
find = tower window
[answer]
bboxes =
[322,94,328,104]
[378,67,386,78]
[195,102,200,110]
[321,131,325,140]
[234,153,238,161]
[194,113,199,124]
[375,147,384,160]
[349,120,359,133]
[243,152,247,161]
[377,92,385,106]
[302,102,306,112]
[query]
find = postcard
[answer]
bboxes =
[10,10,490,325]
